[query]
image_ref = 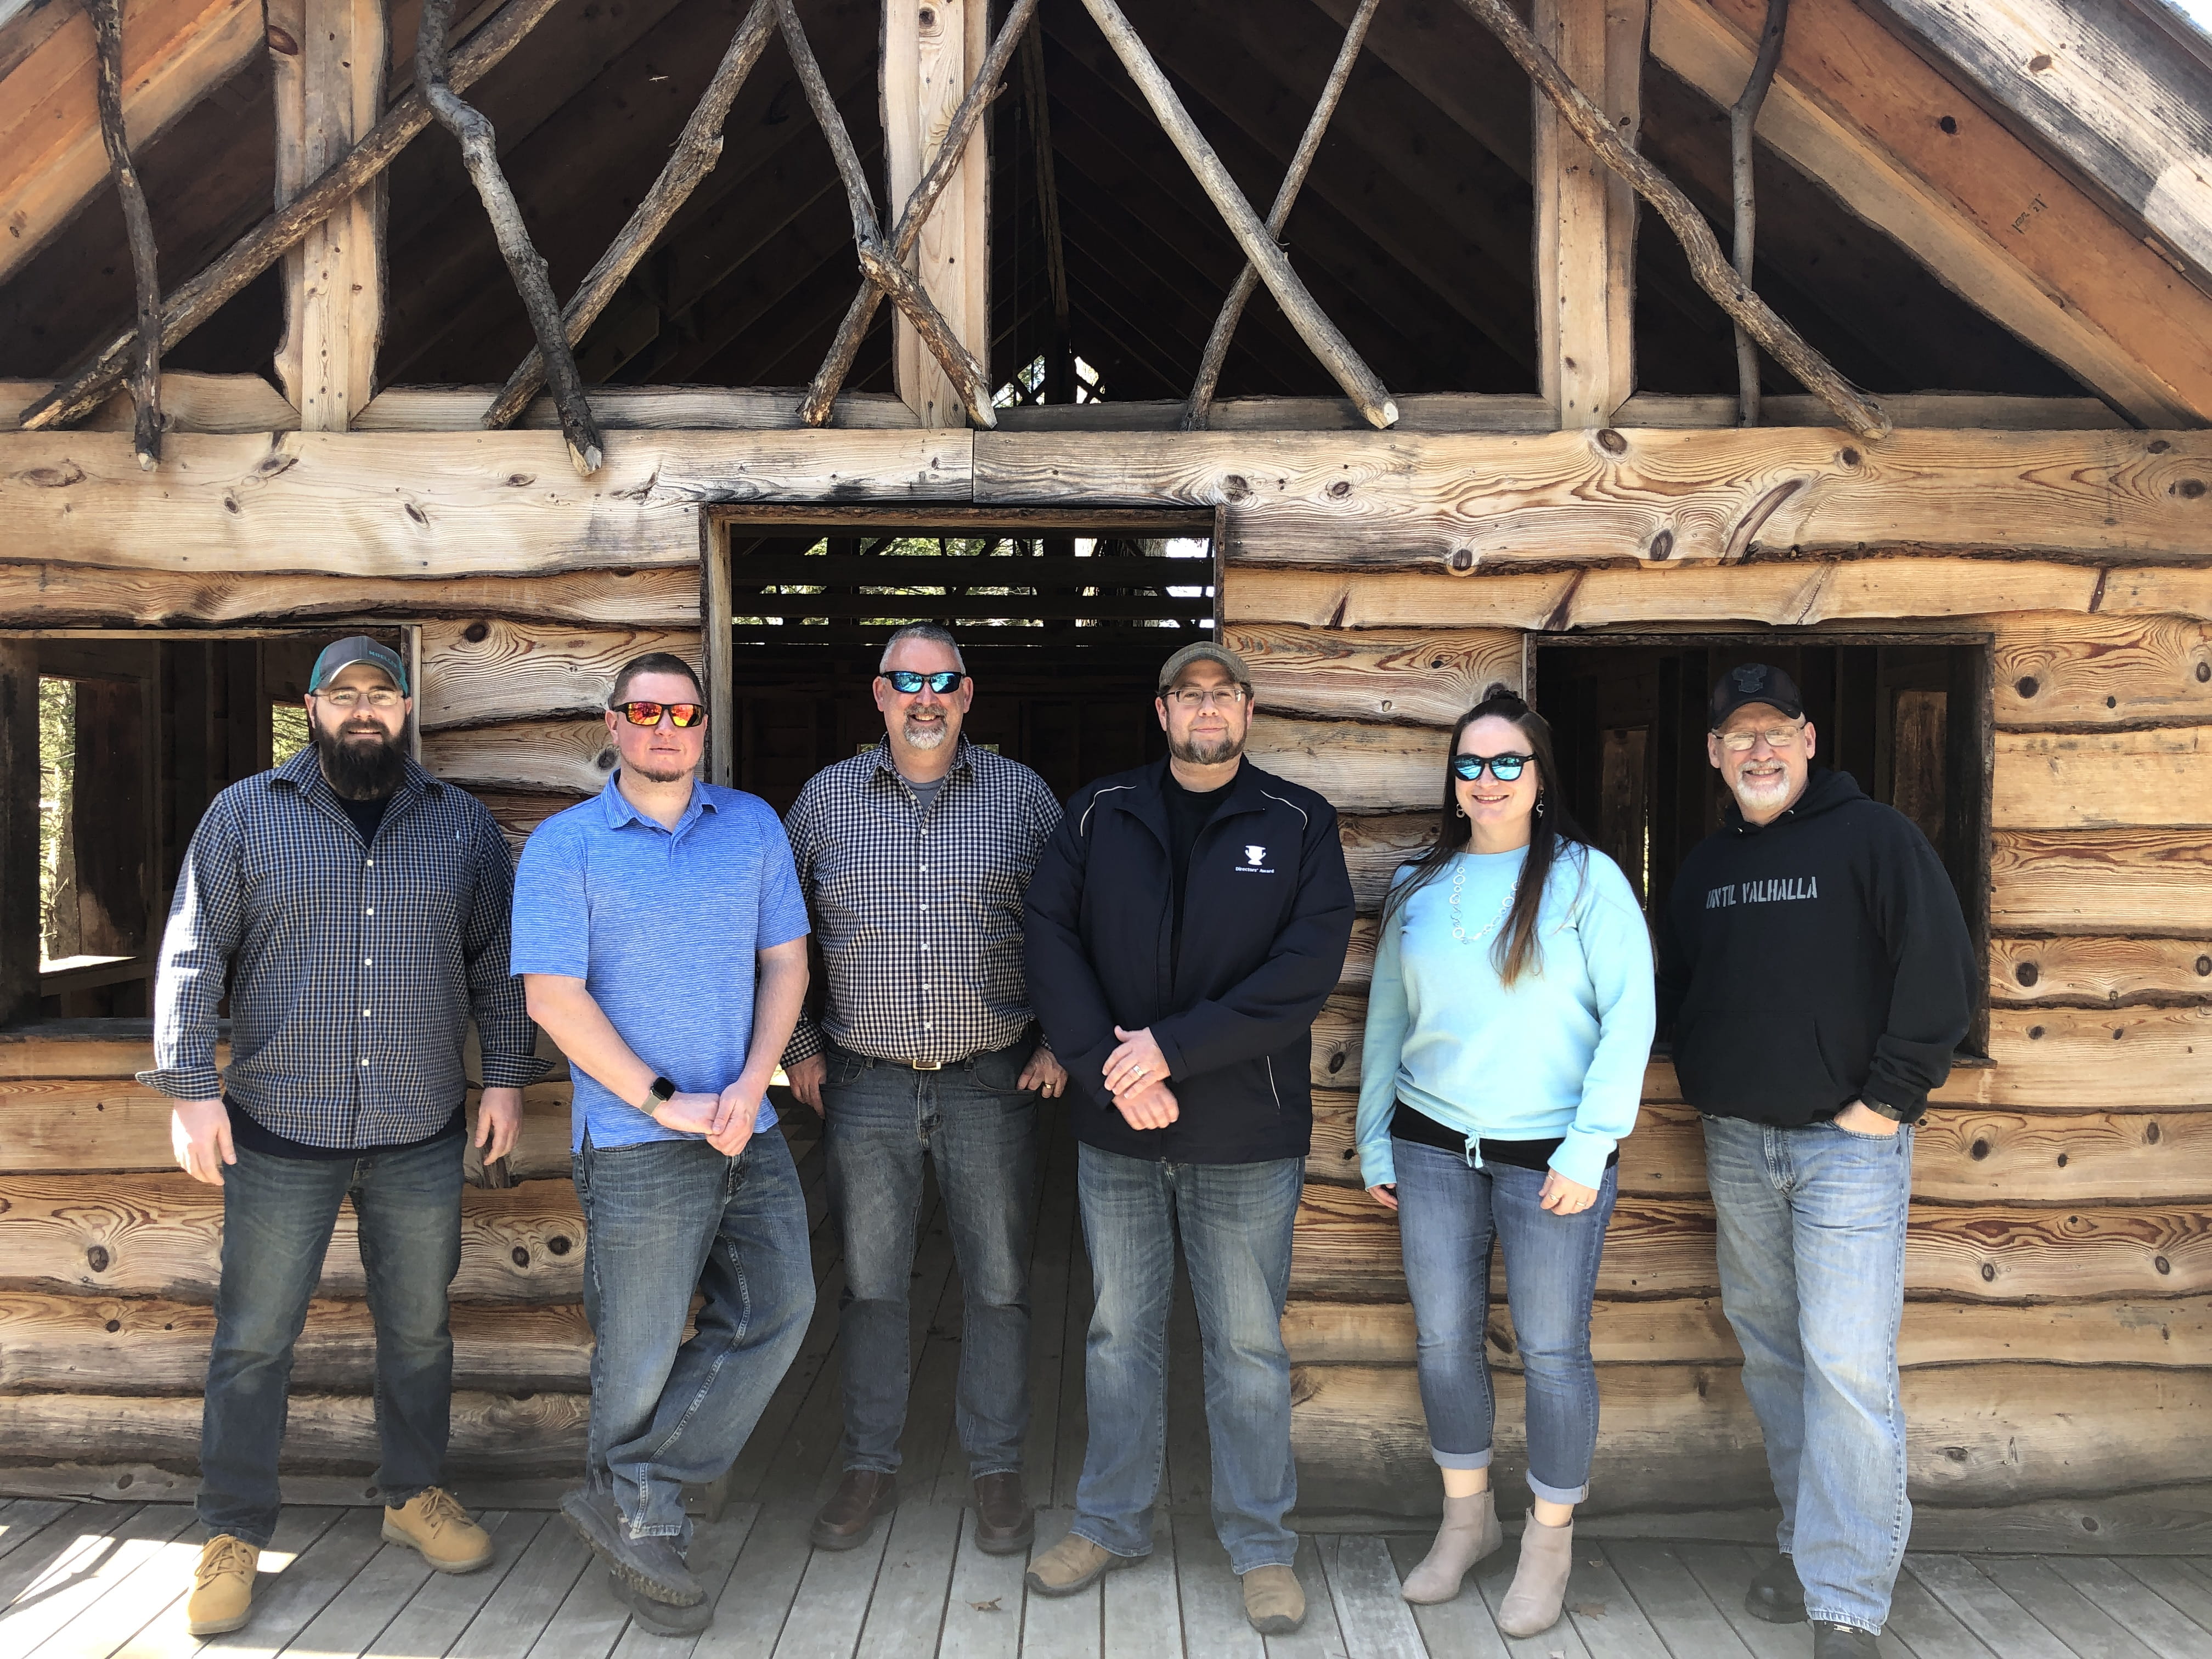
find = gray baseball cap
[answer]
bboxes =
[309,635,409,696]
[1156,641,1253,692]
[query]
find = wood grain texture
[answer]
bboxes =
[1992,935,2212,1007]
[417,619,702,729]
[1309,994,1366,1092]
[1248,715,1447,816]
[420,718,615,794]
[2,373,298,435]
[0,1174,587,1301]
[1339,814,1435,913]
[476,789,589,851]
[0,1293,592,1392]
[0,1029,221,1080]
[975,427,2212,565]
[354,385,924,431]
[1993,728,2212,828]
[1994,614,2212,729]
[0,430,971,577]
[1226,623,1521,726]
[1993,830,2212,932]
[1291,1182,2212,1301]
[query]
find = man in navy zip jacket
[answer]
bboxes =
[1657,663,1974,1659]
[1022,642,1353,1635]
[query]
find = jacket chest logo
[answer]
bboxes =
[1237,844,1274,874]
[1706,876,1819,908]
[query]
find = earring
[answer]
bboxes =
[1534,793,1547,816]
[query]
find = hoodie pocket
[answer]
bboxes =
[1674,1009,1846,1114]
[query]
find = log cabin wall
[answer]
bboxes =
[2,420,2210,1548]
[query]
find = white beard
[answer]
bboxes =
[902,717,949,750]
[1732,768,1791,811]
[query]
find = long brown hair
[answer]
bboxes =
[1380,684,1588,986]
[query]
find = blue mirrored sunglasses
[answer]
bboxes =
[1451,752,1530,782]
[883,670,967,694]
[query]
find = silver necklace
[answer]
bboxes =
[1447,862,1516,945]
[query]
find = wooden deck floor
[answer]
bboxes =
[7,1118,2212,1657]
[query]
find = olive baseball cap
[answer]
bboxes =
[1708,661,1804,728]
[1156,641,1253,692]
[308,635,410,696]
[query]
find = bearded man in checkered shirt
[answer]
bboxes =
[781,624,1066,1560]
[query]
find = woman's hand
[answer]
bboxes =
[1538,1170,1600,1215]
[1367,1183,1399,1213]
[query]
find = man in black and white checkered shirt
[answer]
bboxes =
[782,624,1065,1560]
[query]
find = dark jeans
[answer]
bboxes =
[822,1037,1039,1479]
[1392,1139,1620,1504]
[1071,1143,1304,1574]
[575,1128,813,1543]
[199,1134,464,1547]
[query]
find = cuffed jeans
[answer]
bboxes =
[1702,1114,1915,1636]
[1392,1140,1619,1505]
[1071,1143,1303,1575]
[575,1127,814,1544]
[199,1133,463,1548]
[822,1037,1039,1479]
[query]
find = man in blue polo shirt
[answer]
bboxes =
[512,651,812,1637]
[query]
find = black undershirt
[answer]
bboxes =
[336,791,390,845]
[1161,771,1234,970]
[1390,1099,1622,1175]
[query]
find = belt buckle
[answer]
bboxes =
[911,1059,944,1071]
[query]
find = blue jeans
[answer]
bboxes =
[1071,1143,1304,1574]
[1392,1140,1620,1505]
[1702,1114,1915,1636]
[575,1127,814,1543]
[822,1039,1039,1479]
[199,1133,464,1547]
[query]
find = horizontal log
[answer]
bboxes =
[1993,729,2212,829]
[1224,624,1521,726]
[421,719,614,794]
[0,431,972,577]
[1289,1361,2212,1514]
[0,561,702,628]
[1291,1183,2212,1302]
[0,1390,586,1473]
[730,554,1209,589]
[1280,1293,2212,1369]
[477,790,589,851]
[1340,917,1377,991]
[354,385,923,431]
[0,1175,586,1302]
[1339,815,1435,913]
[1994,614,2212,730]
[0,1025,219,1080]
[1991,935,2212,1007]
[1992,830,2212,932]
[417,619,703,730]
[1248,715,1446,815]
[1310,994,1365,1092]
[0,1293,592,1393]
[974,428,2212,566]
[1966,1008,2212,1108]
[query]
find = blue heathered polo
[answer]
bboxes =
[511,773,810,1152]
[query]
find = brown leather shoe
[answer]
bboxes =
[810,1469,898,1550]
[972,1472,1035,1556]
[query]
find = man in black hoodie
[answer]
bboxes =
[1657,663,1975,1659]
[1022,641,1354,1635]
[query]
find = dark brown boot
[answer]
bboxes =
[972,1472,1035,1556]
[809,1470,898,1551]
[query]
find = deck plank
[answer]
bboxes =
[5,1502,198,1659]
[1882,1560,1999,1659]
[1384,1533,1513,1659]
[280,1537,436,1658]
[1100,1514,1183,1659]
[766,1514,890,1659]
[1555,1543,1671,1659]
[518,1532,631,1659]
[2049,1558,2212,1659]
[1261,1532,1347,1659]
[853,1503,958,1659]
[1664,1543,1809,1659]
[447,1509,592,1659]
[605,1502,759,1659]
[106,1505,347,1659]
[1905,1557,2075,1659]
[1321,1533,1424,1659]
[1170,1513,1262,1659]
[936,1510,1028,1659]
[1015,1508,1101,1659]
[0,1502,80,1569]
[1472,1542,1594,1659]
[2111,1558,2212,1638]
[0,1505,142,1613]
[1604,1538,1757,1658]
[1977,1557,2164,1659]
[689,1500,814,1659]
[366,1512,541,1659]
[200,1505,388,1658]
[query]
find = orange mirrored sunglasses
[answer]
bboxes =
[612,701,707,728]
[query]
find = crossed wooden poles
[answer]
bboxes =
[23,0,1889,474]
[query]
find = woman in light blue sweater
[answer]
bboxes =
[1358,686,1654,1632]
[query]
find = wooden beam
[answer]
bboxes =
[1993,727,2212,830]
[1993,831,2212,934]
[883,0,992,426]
[86,0,166,469]
[1534,0,1645,427]
[1991,936,2212,1011]
[415,619,703,730]
[0,641,39,1025]
[0,0,263,289]
[1649,0,2212,427]
[270,0,388,431]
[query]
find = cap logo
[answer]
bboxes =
[1733,664,1769,692]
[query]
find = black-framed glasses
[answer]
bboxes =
[883,670,967,695]
[612,701,707,728]
[1451,752,1531,782]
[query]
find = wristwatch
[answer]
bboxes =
[1860,1097,1917,1125]
[640,1075,677,1113]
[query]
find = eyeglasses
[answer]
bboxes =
[1164,686,1248,710]
[612,701,706,728]
[1451,752,1530,782]
[883,670,968,695]
[313,687,404,711]
[1717,723,1805,753]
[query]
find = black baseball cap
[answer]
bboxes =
[1708,662,1804,728]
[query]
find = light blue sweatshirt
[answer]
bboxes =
[1356,844,1656,1191]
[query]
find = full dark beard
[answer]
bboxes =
[314,723,408,799]
[1168,729,1246,768]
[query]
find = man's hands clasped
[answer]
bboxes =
[651,1079,764,1158]
[1102,1024,1179,1130]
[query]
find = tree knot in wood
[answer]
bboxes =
[596,748,617,770]
[2174,479,2205,499]
[1595,428,1627,455]
[267,24,300,53]
[1724,477,1806,563]
[86,1245,110,1273]
[1447,547,1477,574]
[1647,530,1675,562]
[1221,474,1251,503]
[18,463,87,488]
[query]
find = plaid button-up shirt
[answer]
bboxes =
[140,748,541,1148]
[783,738,1062,1068]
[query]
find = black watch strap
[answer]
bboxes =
[1861,1097,1916,1124]
[642,1075,677,1111]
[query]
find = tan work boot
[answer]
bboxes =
[1243,1563,1307,1634]
[1024,1531,1144,1596]
[383,1487,495,1572]
[185,1535,258,1636]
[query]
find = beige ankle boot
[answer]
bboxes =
[1400,1490,1503,1604]
[1497,1513,1575,1637]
